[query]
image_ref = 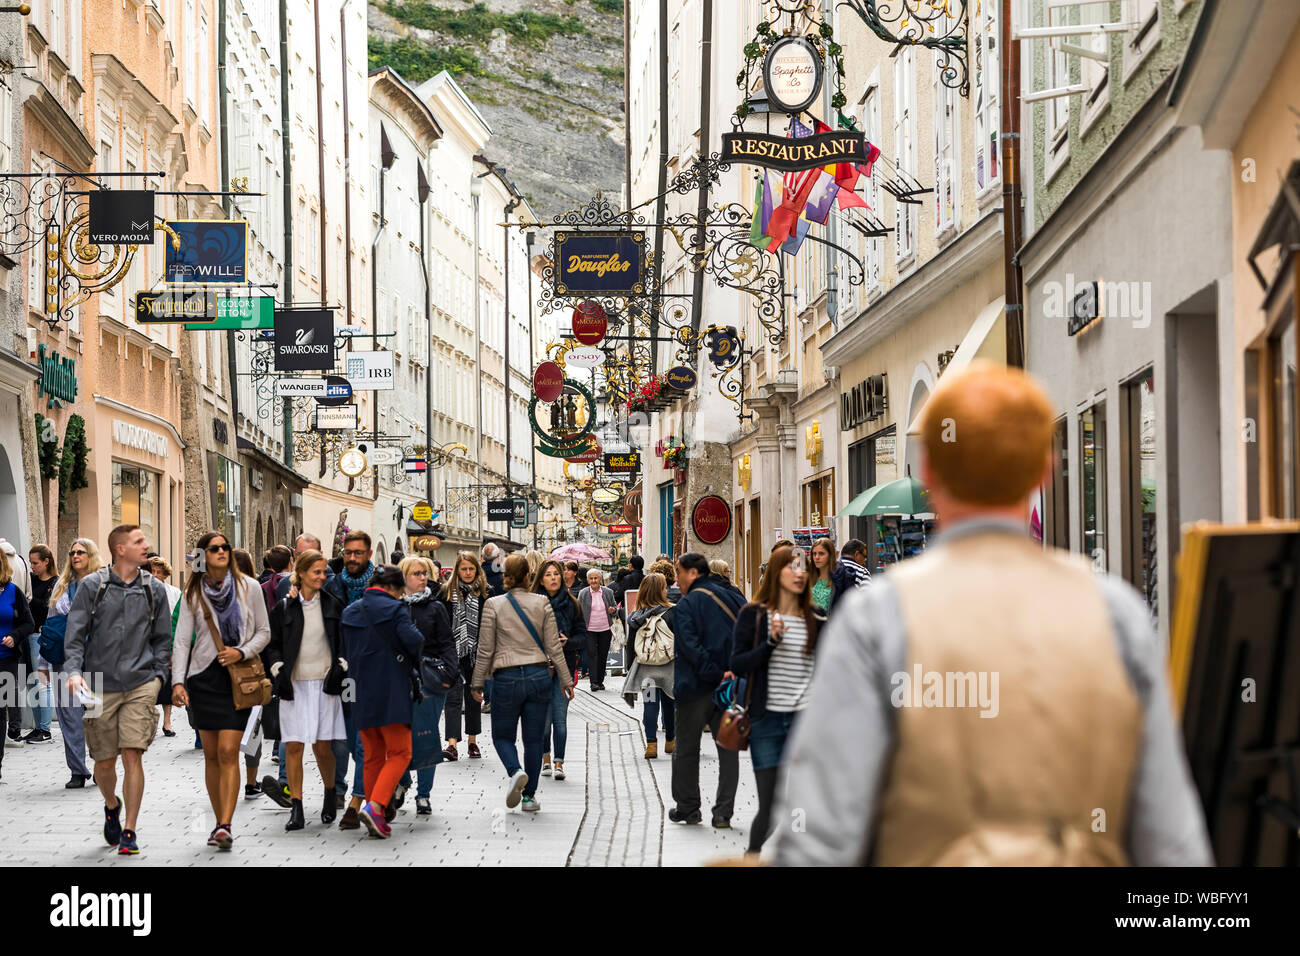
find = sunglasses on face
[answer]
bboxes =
[206,543,232,554]
[70,549,88,556]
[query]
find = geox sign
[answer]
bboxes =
[273,309,334,371]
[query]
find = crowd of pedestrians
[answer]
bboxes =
[0,366,1213,865]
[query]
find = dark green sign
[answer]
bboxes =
[37,344,77,409]
[186,295,275,331]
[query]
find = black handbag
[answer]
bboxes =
[419,654,458,692]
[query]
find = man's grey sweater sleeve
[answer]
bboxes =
[1101,579,1214,865]
[771,582,903,866]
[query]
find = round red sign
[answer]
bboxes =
[571,300,607,346]
[691,495,732,545]
[532,361,564,403]
[564,434,602,465]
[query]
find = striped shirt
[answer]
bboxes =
[766,614,815,712]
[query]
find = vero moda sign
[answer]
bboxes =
[273,309,334,371]
[164,220,248,284]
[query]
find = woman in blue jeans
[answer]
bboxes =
[726,545,826,855]
[471,554,573,811]
[533,560,585,780]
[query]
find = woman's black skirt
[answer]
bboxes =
[187,660,251,732]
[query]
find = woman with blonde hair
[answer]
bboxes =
[439,551,488,760]
[39,539,102,786]
[265,549,347,829]
[172,531,272,849]
[624,572,676,759]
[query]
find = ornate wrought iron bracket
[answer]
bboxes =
[839,0,971,96]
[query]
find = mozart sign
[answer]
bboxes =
[720,130,867,172]
[691,495,732,545]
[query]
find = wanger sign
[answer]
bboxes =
[720,130,867,172]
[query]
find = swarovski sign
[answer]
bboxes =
[273,309,334,371]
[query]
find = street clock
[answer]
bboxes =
[338,447,368,478]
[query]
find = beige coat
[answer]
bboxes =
[472,588,572,690]
[171,575,272,687]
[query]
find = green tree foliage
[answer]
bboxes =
[380,2,586,47]
[57,414,89,515]
[367,36,487,82]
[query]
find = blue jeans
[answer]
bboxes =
[541,677,568,761]
[278,739,287,786]
[748,710,799,771]
[27,636,51,731]
[489,665,552,798]
[643,689,675,743]
[483,677,493,704]
[335,709,363,799]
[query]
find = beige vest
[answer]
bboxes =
[874,531,1140,866]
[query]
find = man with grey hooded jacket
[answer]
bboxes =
[64,524,173,856]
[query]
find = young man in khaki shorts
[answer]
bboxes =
[65,524,173,856]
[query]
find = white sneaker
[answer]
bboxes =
[505,769,528,808]
[521,796,541,812]
[554,762,565,781]
[541,756,552,776]
[4,737,23,749]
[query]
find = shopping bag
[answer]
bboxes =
[409,691,446,771]
[239,706,263,758]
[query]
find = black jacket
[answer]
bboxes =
[828,560,870,614]
[484,565,505,597]
[406,590,457,690]
[730,603,826,721]
[614,568,645,604]
[672,575,747,701]
[265,591,346,700]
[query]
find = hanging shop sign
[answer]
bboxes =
[554,232,645,296]
[607,524,635,534]
[274,309,334,371]
[135,289,217,324]
[665,365,698,390]
[164,220,248,284]
[346,350,395,391]
[840,373,888,430]
[36,344,77,409]
[531,377,598,458]
[604,452,641,473]
[88,190,155,244]
[763,36,824,114]
[314,404,358,431]
[594,500,624,524]
[532,361,565,403]
[275,378,328,398]
[564,435,602,465]
[487,499,515,522]
[412,501,433,522]
[188,295,275,331]
[563,345,603,368]
[720,129,867,172]
[511,499,529,530]
[705,326,741,368]
[592,487,621,503]
[409,534,443,553]
[691,494,732,545]
[404,458,427,474]
[317,376,354,406]
[368,447,404,467]
[570,300,608,345]
[1068,281,1101,337]
[338,447,368,478]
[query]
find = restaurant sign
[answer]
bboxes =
[720,130,867,172]
[554,231,645,296]
[763,36,823,114]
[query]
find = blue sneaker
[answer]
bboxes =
[117,829,139,855]
[358,801,391,838]
[103,797,122,847]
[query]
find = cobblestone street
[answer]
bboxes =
[0,686,757,867]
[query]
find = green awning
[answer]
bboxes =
[838,477,931,517]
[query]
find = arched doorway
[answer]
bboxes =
[903,363,936,481]
[267,516,276,553]
[254,514,264,561]
[0,443,20,547]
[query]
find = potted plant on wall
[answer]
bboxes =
[663,438,688,484]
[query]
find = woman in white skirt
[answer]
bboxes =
[266,549,347,831]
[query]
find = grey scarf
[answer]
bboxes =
[203,573,244,648]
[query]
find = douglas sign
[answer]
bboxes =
[553,231,645,296]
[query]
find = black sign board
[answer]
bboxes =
[840,373,888,431]
[604,452,641,473]
[1068,281,1100,337]
[88,190,155,244]
[273,309,335,371]
[720,130,867,172]
[553,231,645,296]
[510,498,529,530]
[135,289,217,324]
[487,499,515,523]
[316,375,353,406]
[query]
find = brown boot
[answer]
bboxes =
[664,738,675,755]
[644,741,658,759]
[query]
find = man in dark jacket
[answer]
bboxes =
[613,555,645,606]
[828,538,871,616]
[481,543,505,597]
[668,552,746,827]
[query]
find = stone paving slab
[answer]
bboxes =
[0,682,763,867]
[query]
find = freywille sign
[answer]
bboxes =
[554,232,645,296]
[604,452,641,473]
[691,495,732,545]
[164,220,248,284]
[274,309,334,371]
[135,289,216,324]
[763,36,823,114]
[720,130,867,172]
[87,190,155,244]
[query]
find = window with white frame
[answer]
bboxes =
[973,0,999,196]
[893,48,917,263]
[1124,0,1160,79]
[933,50,959,236]
[183,0,195,106]
[858,82,882,295]
[1079,5,1112,131]
[1044,36,1071,175]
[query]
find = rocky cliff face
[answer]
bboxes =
[368,0,627,222]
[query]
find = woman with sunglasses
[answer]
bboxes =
[172,532,271,850]
[39,540,102,787]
